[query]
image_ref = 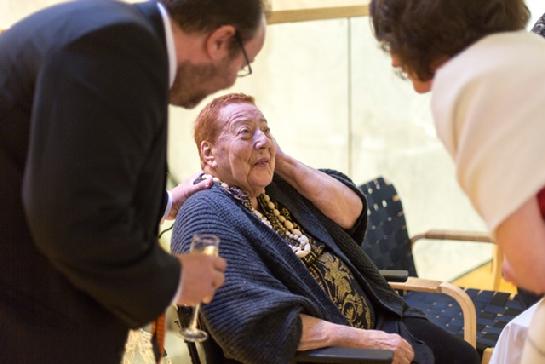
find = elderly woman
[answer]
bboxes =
[370,1,545,363]
[171,93,478,364]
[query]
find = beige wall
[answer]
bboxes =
[3,0,545,280]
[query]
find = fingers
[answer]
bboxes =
[213,256,227,272]
[166,175,213,220]
[189,178,213,193]
[402,338,414,363]
[394,337,414,364]
[176,253,227,306]
[202,273,222,305]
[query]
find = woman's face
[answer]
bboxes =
[205,102,276,197]
[390,54,433,93]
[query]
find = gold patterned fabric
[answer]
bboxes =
[302,244,375,329]
[257,197,375,329]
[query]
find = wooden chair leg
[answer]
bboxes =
[481,347,493,364]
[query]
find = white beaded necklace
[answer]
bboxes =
[202,174,312,258]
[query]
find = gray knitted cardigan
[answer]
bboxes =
[171,170,425,364]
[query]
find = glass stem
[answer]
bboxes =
[189,304,201,330]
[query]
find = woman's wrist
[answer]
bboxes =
[275,152,297,178]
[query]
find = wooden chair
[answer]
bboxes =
[177,310,393,364]
[174,176,501,364]
[358,177,540,363]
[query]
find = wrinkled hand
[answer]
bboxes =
[165,173,212,220]
[363,330,414,364]
[176,252,227,306]
[272,137,287,164]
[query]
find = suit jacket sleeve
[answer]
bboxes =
[22,22,179,327]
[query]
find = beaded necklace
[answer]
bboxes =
[201,174,312,258]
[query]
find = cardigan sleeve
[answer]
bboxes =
[171,190,317,364]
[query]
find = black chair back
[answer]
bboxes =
[358,176,541,353]
[358,177,417,277]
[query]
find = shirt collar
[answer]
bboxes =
[157,2,176,88]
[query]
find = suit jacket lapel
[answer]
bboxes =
[133,1,169,228]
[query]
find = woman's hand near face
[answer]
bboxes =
[272,140,362,229]
[271,137,287,169]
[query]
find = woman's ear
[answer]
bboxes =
[204,25,236,61]
[201,141,218,168]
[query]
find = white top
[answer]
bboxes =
[489,300,541,364]
[521,299,545,364]
[431,31,545,233]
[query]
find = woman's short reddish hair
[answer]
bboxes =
[194,93,256,158]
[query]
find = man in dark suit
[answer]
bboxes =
[0,0,266,362]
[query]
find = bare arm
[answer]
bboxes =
[298,314,414,364]
[274,143,363,229]
[495,196,545,294]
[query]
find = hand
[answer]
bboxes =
[362,330,414,364]
[176,252,227,306]
[272,137,294,178]
[165,173,213,220]
[272,137,287,165]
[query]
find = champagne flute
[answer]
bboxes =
[180,234,220,342]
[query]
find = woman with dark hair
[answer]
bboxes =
[171,93,479,364]
[370,1,545,363]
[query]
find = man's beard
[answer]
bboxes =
[169,60,231,109]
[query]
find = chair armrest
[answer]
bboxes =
[295,347,393,363]
[410,229,492,246]
[410,229,503,290]
[389,277,477,348]
[379,270,408,282]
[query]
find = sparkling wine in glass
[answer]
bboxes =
[180,234,219,342]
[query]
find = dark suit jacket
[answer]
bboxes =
[0,1,179,362]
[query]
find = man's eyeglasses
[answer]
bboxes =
[234,31,252,77]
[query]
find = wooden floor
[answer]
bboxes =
[453,261,516,294]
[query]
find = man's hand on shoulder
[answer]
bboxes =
[165,173,213,220]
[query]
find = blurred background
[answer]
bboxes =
[4,1,545,362]
[2,0,544,289]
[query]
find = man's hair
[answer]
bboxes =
[159,0,266,42]
[533,13,545,38]
[194,93,256,161]
[370,0,530,81]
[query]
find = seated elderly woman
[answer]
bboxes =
[171,93,479,364]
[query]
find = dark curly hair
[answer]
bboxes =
[370,0,530,81]
[533,13,545,37]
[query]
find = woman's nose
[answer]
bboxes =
[254,131,271,149]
